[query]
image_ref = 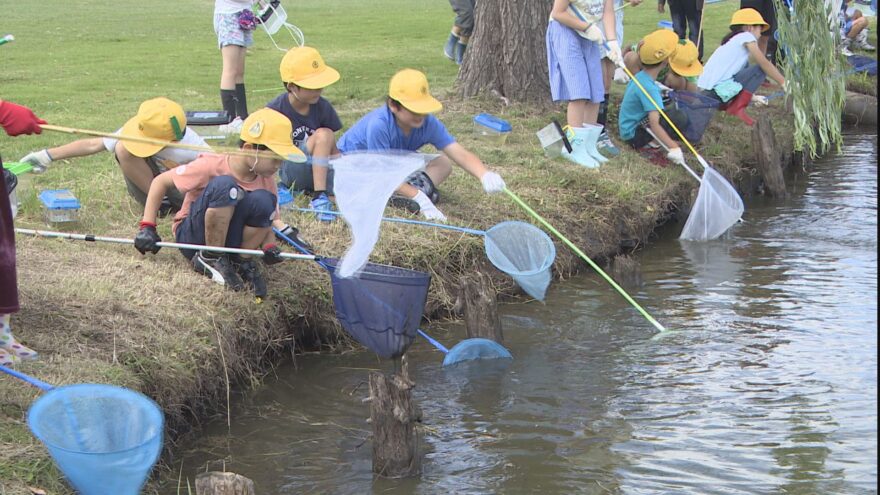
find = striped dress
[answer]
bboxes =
[546,0,607,103]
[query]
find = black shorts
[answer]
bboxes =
[740,0,777,35]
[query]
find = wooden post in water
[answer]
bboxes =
[751,114,787,197]
[195,472,256,495]
[369,355,422,478]
[460,271,504,343]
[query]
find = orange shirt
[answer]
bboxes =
[166,153,280,234]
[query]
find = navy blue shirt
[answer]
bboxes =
[337,105,455,153]
[266,93,343,147]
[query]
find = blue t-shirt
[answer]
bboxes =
[266,93,342,147]
[618,71,664,141]
[337,105,456,153]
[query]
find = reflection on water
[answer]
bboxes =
[170,134,877,494]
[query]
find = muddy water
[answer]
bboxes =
[170,133,877,494]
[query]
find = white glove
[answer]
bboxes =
[751,94,769,106]
[582,24,604,43]
[666,147,686,166]
[19,149,53,174]
[606,39,624,66]
[480,171,506,194]
[413,190,447,222]
[613,67,630,84]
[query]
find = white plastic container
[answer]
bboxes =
[536,122,566,158]
[473,113,512,145]
[39,189,81,223]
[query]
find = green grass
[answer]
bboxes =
[0,1,799,493]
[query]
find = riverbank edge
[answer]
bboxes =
[2,98,804,493]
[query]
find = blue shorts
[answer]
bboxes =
[214,12,254,49]
[279,138,336,192]
[175,176,276,259]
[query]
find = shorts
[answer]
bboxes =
[214,12,254,49]
[740,0,777,35]
[175,176,276,260]
[279,138,337,193]
[449,0,476,36]
[406,171,439,204]
[114,154,185,209]
[625,108,688,149]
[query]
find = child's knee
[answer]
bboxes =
[203,176,242,208]
[241,189,277,225]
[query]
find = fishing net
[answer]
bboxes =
[443,338,513,367]
[331,151,426,278]
[323,258,431,359]
[484,221,556,301]
[668,90,721,144]
[27,384,163,495]
[679,165,744,241]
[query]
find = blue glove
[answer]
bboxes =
[310,192,336,223]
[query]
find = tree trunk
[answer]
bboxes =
[460,272,504,343]
[751,114,787,198]
[369,356,422,478]
[195,472,256,495]
[458,0,552,103]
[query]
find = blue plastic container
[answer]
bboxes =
[473,113,512,144]
[658,20,674,30]
[39,189,81,223]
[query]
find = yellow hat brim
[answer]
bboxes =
[670,60,703,77]
[265,141,307,163]
[120,116,164,158]
[294,66,341,89]
[398,95,443,115]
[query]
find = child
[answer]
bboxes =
[214,0,257,133]
[19,98,207,215]
[840,0,875,55]
[0,100,45,365]
[623,39,703,92]
[618,29,688,165]
[269,46,343,223]
[597,0,642,158]
[443,0,476,65]
[547,0,623,168]
[739,0,777,62]
[336,69,506,221]
[135,108,302,297]
[659,0,705,60]
[697,8,785,126]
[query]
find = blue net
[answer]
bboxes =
[442,338,513,367]
[668,91,721,144]
[848,55,878,76]
[323,258,431,359]
[27,384,163,495]
[484,221,556,301]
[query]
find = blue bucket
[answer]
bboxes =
[27,384,163,495]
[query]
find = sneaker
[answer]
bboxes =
[388,195,420,213]
[218,117,243,135]
[596,130,621,157]
[192,252,244,290]
[236,257,267,298]
[856,29,875,50]
[310,193,336,223]
[841,38,855,56]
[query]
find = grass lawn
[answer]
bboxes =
[0,0,814,492]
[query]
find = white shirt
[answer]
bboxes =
[214,0,252,15]
[697,32,758,90]
[103,127,209,170]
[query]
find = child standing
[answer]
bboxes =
[547,0,623,168]
[268,46,343,223]
[697,8,785,126]
[215,0,257,133]
[135,108,302,297]
[336,69,506,221]
[443,0,476,65]
[618,29,688,165]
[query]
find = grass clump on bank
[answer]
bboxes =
[0,0,800,492]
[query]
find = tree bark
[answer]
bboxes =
[458,0,552,103]
[195,472,256,495]
[460,272,504,343]
[751,114,787,197]
[369,356,422,478]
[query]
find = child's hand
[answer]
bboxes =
[666,147,686,166]
[480,171,506,194]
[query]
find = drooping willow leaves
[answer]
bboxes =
[775,0,846,157]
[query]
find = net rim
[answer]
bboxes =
[484,221,557,276]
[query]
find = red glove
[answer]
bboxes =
[0,100,47,136]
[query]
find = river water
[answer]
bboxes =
[170,133,877,494]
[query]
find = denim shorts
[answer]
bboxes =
[214,12,254,49]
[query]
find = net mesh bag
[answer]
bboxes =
[679,166,744,241]
[669,90,721,144]
[27,384,163,495]
[484,221,556,301]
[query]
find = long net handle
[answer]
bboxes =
[696,0,706,52]
[40,124,306,163]
[0,364,55,391]
[503,189,666,332]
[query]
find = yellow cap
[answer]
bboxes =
[279,46,340,89]
[120,97,187,157]
[638,29,680,65]
[730,8,770,32]
[388,69,443,114]
[668,40,703,77]
[239,108,305,162]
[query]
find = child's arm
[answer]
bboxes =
[745,42,785,87]
[140,172,176,225]
[47,137,106,160]
[441,142,489,180]
[647,110,679,150]
[550,0,594,31]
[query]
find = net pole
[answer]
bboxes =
[503,189,667,333]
